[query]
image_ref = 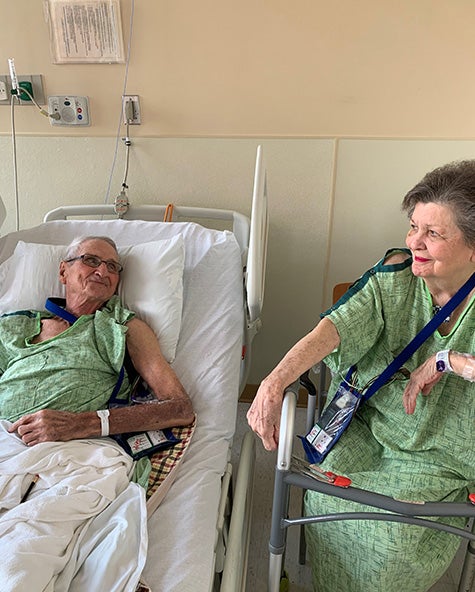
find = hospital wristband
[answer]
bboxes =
[96,409,110,437]
[435,349,453,373]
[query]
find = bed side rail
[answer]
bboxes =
[220,431,256,592]
[43,204,250,256]
[240,145,268,391]
[0,196,6,234]
[245,145,268,327]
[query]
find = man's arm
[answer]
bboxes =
[9,318,194,445]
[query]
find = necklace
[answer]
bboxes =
[432,305,451,323]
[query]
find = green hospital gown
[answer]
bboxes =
[0,296,134,421]
[304,250,475,592]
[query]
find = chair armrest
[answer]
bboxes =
[277,383,299,471]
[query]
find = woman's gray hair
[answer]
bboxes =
[64,236,119,260]
[401,160,475,246]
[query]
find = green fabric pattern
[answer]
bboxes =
[0,296,134,421]
[304,250,475,592]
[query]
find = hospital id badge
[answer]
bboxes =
[300,376,362,464]
[127,430,175,457]
[113,428,180,460]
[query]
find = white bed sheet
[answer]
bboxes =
[0,218,245,592]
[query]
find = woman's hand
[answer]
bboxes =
[402,354,442,414]
[247,317,341,450]
[246,379,284,451]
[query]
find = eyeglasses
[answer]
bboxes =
[65,253,123,274]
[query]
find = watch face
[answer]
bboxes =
[436,360,446,372]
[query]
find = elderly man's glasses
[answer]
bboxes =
[65,254,123,274]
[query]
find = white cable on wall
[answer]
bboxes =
[104,0,136,205]
[10,95,20,231]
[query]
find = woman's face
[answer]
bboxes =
[405,202,475,285]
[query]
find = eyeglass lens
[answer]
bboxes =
[82,254,122,274]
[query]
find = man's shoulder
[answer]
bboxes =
[0,309,38,320]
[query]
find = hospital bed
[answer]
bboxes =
[269,293,475,592]
[0,145,268,592]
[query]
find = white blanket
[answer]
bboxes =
[0,421,147,591]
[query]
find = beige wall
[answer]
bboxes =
[2,1,475,137]
[1,1,475,383]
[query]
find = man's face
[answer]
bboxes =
[59,239,121,308]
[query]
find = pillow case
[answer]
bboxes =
[0,237,185,362]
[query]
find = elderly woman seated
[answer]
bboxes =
[0,236,194,590]
[248,160,475,592]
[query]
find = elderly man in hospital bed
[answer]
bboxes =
[0,235,194,591]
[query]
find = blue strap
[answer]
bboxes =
[362,272,475,401]
[108,366,127,407]
[45,298,78,325]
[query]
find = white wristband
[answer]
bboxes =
[435,349,453,373]
[96,409,110,437]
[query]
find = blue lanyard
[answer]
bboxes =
[45,297,78,325]
[362,272,475,401]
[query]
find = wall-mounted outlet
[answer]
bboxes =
[0,77,8,101]
[48,96,90,126]
[122,95,141,124]
[0,74,45,105]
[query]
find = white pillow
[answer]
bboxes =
[0,237,185,362]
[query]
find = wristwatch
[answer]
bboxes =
[436,349,453,373]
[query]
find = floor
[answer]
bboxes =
[232,401,471,592]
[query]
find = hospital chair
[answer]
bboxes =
[269,283,475,592]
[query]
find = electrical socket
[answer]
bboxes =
[0,74,45,105]
[0,77,8,101]
[122,95,141,124]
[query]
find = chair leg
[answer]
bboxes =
[268,553,284,592]
[458,520,475,592]
[298,489,307,565]
[458,540,475,592]
[269,471,290,592]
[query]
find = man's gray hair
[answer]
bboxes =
[64,236,119,260]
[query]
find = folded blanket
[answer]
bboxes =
[0,420,147,591]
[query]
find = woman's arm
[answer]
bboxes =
[247,317,340,451]
[403,350,475,414]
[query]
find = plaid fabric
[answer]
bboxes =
[146,418,196,506]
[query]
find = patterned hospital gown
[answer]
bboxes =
[0,296,134,421]
[304,250,475,592]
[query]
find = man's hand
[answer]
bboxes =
[8,409,87,445]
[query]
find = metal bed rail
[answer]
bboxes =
[221,430,256,592]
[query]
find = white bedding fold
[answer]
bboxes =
[0,421,147,591]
